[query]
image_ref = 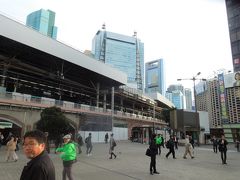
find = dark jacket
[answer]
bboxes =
[149,138,158,156]
[218,139,228,152]
[20,151,55,180]
[168,138,175,149]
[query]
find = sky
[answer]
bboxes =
[0,0,233,90]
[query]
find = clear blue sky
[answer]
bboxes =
[0,0,233,90]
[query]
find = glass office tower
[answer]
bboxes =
[92,28,144,90]
[225,0,240,72]
[145,59,166,95]
[26,9,58,39]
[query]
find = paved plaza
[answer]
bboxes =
[0,141,239,180]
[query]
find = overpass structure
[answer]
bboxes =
[0,14,173,142]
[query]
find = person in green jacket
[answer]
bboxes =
[155,134,162,155]
[56,134,77,180]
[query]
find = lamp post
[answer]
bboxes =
[177,72,206,145]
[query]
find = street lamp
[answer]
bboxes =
[177,72,206,145]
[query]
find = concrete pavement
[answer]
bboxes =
[0,142,239,180]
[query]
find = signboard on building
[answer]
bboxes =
[218,73,228,123]
[224,72,240,88]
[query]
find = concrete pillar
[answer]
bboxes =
[103,92,107,111]
[111,87,114,131]
[96,83,100,107]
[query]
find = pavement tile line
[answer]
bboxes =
[79,160,143,180]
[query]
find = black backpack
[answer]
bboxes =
[166,140,170,149]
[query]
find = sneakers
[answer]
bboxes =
[191,156,195,159]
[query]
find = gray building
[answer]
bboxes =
[145,59,165,95]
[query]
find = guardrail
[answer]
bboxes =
[0,91,166,124]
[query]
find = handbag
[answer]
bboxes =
[113,140,117,147]
[145,148,151,156]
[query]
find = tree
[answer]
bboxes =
[36,106,71,141]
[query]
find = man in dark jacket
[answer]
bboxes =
[20,130,55,180]
[218,135,228,165]
[149,133,160,175]
[165,135,176,159]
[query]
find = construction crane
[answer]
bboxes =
[133,31,143,90]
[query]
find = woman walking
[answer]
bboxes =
[56,134,77,180]
[6,136,18,162]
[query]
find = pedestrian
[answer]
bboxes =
[0,132,4,148]
[160,134,165,148]
[56,134,77,180]
[211,136,218,153]
[45,132,50,153]
[173,135,178,150]
[6,136,18,162]
[149,133,160,175]
[77,133,84,154]
[236,138,240,152]
[155,134,162,155]
[189,136,195,149]
[85,133,93,156]
[218,135,228,165]
[109,133,117,159]
[165,135,176,159]
[105,133,109,144]
[183,135,194,159]
[20,130,55,180]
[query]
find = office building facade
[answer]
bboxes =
[145,59,165,95]
[184,88,192,110]
[26,9,58,39]
[197,72,240,142]
[92,27,144,90]
[225,0,240,72]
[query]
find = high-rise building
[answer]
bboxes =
[171,90,184,109]
[184,88,192,110]
[166,84,185,109]
[92,26,144,90]
[145,59,165,95]
[26,9,58,39]
[195,83,208,112]
[167,84,184,94]
[225,0,240,72]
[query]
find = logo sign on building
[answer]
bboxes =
[218,73,228,124]
[224,72,240,88]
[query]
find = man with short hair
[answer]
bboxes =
[20,130,55,180]
[85,133,93,156]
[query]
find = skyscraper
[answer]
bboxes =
[26,9,58,39]
[92,25,144,90]
[225,0,240,72]
[184,88,192,110]
[145,59,166,95]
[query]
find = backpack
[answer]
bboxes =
[166,140,170,149]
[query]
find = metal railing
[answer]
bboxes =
[0,91,166,124]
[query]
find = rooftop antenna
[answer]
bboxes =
[99,23,106,62]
